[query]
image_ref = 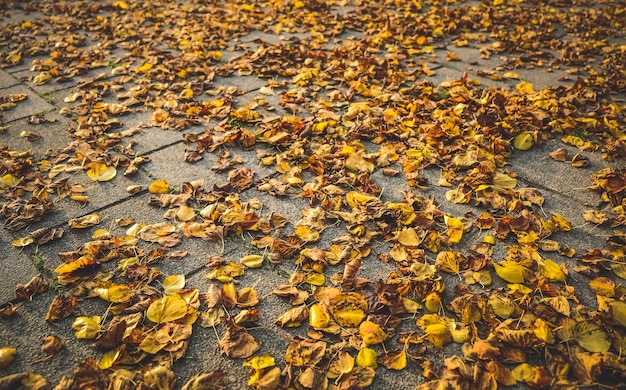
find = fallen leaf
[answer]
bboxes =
[86,162,117,182]
[0,347,17,368]
[146,294,188,323]
[72,316,101,339]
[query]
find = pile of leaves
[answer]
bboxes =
[1,0,626,389]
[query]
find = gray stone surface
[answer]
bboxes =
[0,84,54,123]
[0,112,72,160]
[1,1,625,389]
[0,69,19,89]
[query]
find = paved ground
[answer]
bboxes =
[1,0,625,389]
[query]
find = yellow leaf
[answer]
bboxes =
[55,256,97,276]
[492,172,517,189]
[435,251,461,274]
[113,1,128,9]
[72,316,101,339]
[513,133,534,150]
[136,62,153,72]
[11,237,34,247]
[408,262,437,280]
[333,306,365,327]
[149,179,169,194]
[508,283,533,295]
[294,225,320,242]
[532,318,555,344]
[424,323,452,349]
[359,320,387,345]
[243,354,276,370]
[86,162,116,182]
[94,285,132,303]
[512,363,536,382]
[494,261,527,283]
[610,301,626,327]
[445,215,464,243]
[252,366,281,389]
[356,348,377,368]
[345,154,374,173]
[240,255,264,268]
[176,205,196,222]
[306,272,325,286]
[382,350,407,370]
[396,227,422,246]
[583,209,607,225]
[445,188,471,204]
[424,292,442,312]
[515,81,534,94]
[346,191,378,209]
[92,229,111,240]
[488,294,517,319]
[146,294,188,323]
[402,297,422,313]
[541,296,570,317]
[98,349,121,369]
[206,262,245,282]
[327,351,355,379]
[33,71,52,85]
[0,173,20,189]
[574,321,610,352]
[538,259,567,282]
[309,304,330,329]
[550,212,572,232]
[68,213,100,229]
[448,322,470,343]
[0,347,17,369]
[163,275,185,295]
[464,270,493,286]
[589,277,615,297]
[483,236,496,245]
[258,86,274,95]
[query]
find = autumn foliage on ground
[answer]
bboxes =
[1,0,626,389]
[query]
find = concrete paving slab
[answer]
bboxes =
[510,138,620,208]
[142,141,277,187]
[1,0,625,389]
[241,31,312,46]
[0,84,54,123]
[41,168,152,225]
[0,69,20,89]
[0,231,40,304]
[0,112,72,161]
[213,74,268,95]
[0,291,96,386]
[11,68,108,97]
[507,67,574,90]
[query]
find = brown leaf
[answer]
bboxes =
[228,167,255,191]
[15,274,48,301]
[41,335,63,356]
[285,339,326,367]
[275,305,309,327]
[45,294,78,321]
[341,258,361,292]
[549,147,568,161]
[571,153,590,168]
[218,321,260,359]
